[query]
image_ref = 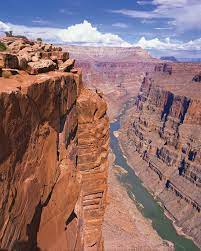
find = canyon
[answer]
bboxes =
[64,45,201,250]
[118,62,201,248]
[0,35,200,251]
[0,37,109,250]
[63,45,159,120]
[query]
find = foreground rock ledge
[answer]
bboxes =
[0,37,109,251]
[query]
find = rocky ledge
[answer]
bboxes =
[0,37,109,250]
[119,63,201,248]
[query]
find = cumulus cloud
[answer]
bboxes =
[58,20,130,46]
[0,20,131,47]
[135,36,201,50]
[0,19,200,54]
[111,0,201,31]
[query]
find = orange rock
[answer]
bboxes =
[0,37,109,251]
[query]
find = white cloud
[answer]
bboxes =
[0,19,200,53]
[155,27,172,30]
[59,9,73,15]
[0,20,131,47]
[32,18,51,25]
[112,22,128,28]
[111,0,201,31]
[135,36,201,50]
[58,20,131,46]
[0,21,10,32]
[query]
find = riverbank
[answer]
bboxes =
[117,104,200,250]
[103,151,173,250]
[117,134,196,243]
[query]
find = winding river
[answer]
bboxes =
[110,102,199,251]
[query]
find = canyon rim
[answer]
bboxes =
[0,1,201,249]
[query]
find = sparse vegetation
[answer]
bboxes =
[0,41,7,51]
[36,37,42,43]
[5,31,13,37]
[2,71,12,78]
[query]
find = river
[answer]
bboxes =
[110,102,199,251]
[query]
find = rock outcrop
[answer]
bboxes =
[192,72,201,82]
[0,37,109,250]
[119,63,201,248]
[154,63,172,75]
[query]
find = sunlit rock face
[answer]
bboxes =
[0,37,109,251]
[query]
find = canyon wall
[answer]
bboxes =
[62,45,159,120]
[0,37,109,250]
[119,63,201,248]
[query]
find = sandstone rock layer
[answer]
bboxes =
[0,37,109,251]
[119,63,201,248]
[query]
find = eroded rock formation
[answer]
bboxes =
[62,45,159,120]
[0,37,109,250]
[119,63,201,248]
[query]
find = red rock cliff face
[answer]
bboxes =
[77,89,109,250]
[0,37,109,251]
[120,64,201,248]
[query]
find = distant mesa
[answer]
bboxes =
[178,58,201,62]
[160,56,178,62]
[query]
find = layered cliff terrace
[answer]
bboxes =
[129,62,201,212]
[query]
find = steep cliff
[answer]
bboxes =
[119,63,201,248]
[0,37,109,250]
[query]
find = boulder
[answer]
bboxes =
[27,59,56,75]
[44,44,52,52]
[51,51,69,62]
[32,56,40,62]
[59,59,75,72]
[18,52,32,63]
[41,51,52,59]
[0,53,19,69]
[8,40,27,53]
[2,68,19,77]
[18,56,28,70]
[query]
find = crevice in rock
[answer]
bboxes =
[65,124,78,147]
[65,210,77,227]
[179,98,190,124]
[161,92,174,122]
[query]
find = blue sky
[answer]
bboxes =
[0,0,201,57]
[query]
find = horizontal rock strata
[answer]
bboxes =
[0,37,109,251]
[119,63,201,248]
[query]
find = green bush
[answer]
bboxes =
[0,42,7,51]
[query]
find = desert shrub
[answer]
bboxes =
[36,38,42,43]
[2,71,12,78]
[0,41,7,51]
